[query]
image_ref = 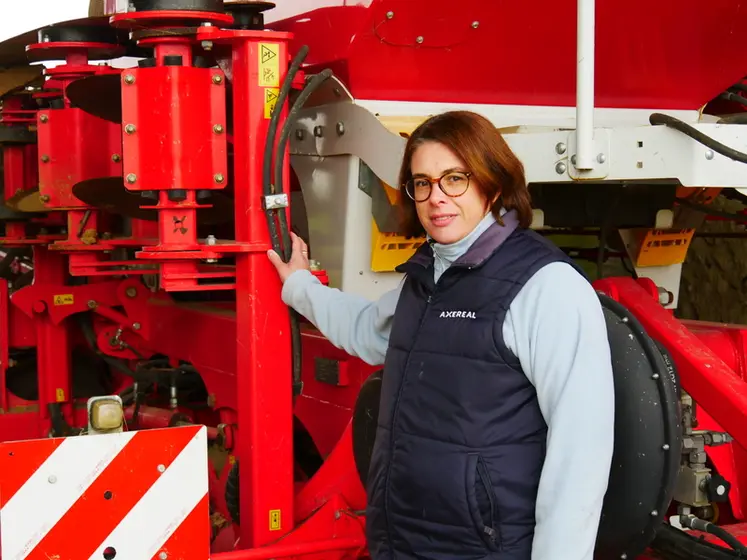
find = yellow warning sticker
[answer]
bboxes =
[55,388,65,402]
[53,294,74,306]
[264,88,279,119]
[259,43,280,87]
[269,509,281,531]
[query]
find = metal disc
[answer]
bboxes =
[71,177,233,225]
[4,188,48,213]
[0,16,114,68]
[66,75,122,123]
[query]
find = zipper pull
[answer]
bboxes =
[484,526,497,540]
[426,295,432,303]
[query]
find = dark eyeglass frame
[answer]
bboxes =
[404,171,472,202]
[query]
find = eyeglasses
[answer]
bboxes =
[404,171,472,202]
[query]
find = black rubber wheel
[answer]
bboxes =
[351,369,383,487]
[593,293,682,560]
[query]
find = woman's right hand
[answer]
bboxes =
[267,231,311,284]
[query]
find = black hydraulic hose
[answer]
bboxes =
[262,45,310,254]
[77,315,139,379]
[720,91,747,108]
[649,113,747,165]
[272,69,334,398]
[273,68,334,259]
[680,515,747,555]
[718,113,747,125]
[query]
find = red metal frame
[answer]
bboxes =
[268,0,747,110]
[0,10,370,559]
[4,5,747,559]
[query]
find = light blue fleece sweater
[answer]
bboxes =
[281,212,615,560]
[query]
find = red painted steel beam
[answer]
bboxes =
[228,31,295,548]
[594,277,747,448]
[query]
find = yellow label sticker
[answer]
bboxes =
[55,388,65,402]
[259,43,280,87]
[264,88,279,119]
[269,509,281,531]
[53,294,74,306]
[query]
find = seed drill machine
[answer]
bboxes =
[0,0,746,558]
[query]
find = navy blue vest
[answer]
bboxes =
[365,211,581,559]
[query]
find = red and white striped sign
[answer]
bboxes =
[0,425,210,560]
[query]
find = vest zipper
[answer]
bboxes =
[476,457,498,544]
[383,287,434,556]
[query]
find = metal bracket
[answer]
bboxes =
[565,128,611,180]
[263,193,288,210]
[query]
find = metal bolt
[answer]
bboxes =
[39,114,48,123]
[597,153,606,164]
[39,194,50,203]
[125,287,137,298]
[212,74,223,85]
[213,124,224,134]
[295,129,305,140]
[206,234,217,246]
[125,124,136,134]
[132,322,141,330]
[386,10,394,18]
[87,300,97,309]
[214,173,225,184]
[705,149,714,160]
[336,122,345,135]
[652,373,660,380]
[416,36,424,44]
[123,74,135,85]
[313,125,324,137]
[621,317,629,323]
[48,474,57,484]
[662,444,670,450]
[651,510,658,516]
[126,173,137,184]
[157,464,166,473]
[471,21,479,28]
[555,142,566,155]
[571,154,577,166]
[159,553,168,560]
[41,155,49,163]
[112,154,121,162]
[555,162,567,174]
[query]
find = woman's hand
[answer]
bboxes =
[267,231,311,284]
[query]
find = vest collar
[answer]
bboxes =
[399,209,521,272]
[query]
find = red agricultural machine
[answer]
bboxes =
[0,0,746,558]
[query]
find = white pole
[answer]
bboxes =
[575,0,595,170]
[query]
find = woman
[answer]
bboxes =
[268,111,615,560]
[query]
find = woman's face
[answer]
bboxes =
[410,141,490,245]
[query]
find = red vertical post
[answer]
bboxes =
[231,33,294,548]
[30,246,73,435]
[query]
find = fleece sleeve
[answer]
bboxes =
[280,269,401,366]
[502,261,615,560]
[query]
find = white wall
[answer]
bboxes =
[0,0,90,43]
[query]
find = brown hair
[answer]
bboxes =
[397,110,532,238]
